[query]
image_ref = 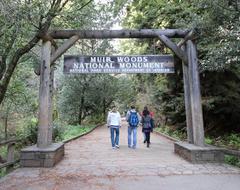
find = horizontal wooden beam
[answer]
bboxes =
[49,29,190,39]
[157,34,188,63]
[224,149,240,159]
[0,139,18,146]
[0,160,19,169]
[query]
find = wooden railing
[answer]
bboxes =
[0,139,21,171]
[224,149,240,159]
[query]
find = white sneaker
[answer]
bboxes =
[112,146,116,149]
[115,145,120,148]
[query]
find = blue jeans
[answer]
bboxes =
[128,126,137,148]
[110,127,119,147]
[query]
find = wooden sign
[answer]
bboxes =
[63,55,174,74]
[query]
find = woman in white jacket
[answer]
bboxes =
[107,106,121,149]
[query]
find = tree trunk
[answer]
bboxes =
[4,114,8,140]
[0,0,66,106]
[78,96,84,125]
[0,56,5,80]
[0,35,41,105]
[103,98,106,119]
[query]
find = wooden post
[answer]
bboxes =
[37,40,52,148]
[47,45,56,145]
[6,142,15,172]
[181,45,194,143]
[47,66,54,145]
[7,143,14,163]
[187,40,205,147]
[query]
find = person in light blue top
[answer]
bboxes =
[126,105,141,149]
[107,106,121,149]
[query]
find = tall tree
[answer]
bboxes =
[58,74,118,124]
[0,0,93,105]
[121,0,240,133]
[55,0,127,124]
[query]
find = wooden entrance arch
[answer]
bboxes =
[21,29,205,167]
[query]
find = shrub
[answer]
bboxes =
[15,117,38,144]
[205,137,214,145]
[225,155,240,168]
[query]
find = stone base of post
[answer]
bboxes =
[174,142,224,163]
[20,143,64,167]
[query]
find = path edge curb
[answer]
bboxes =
[153,130,180,142]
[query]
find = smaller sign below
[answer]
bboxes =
[63,55,175,74]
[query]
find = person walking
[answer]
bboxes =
[141,109,154,148]
[141,106,154,144]
[107,106,121,149]
[126,105,141,149]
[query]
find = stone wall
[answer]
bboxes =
[174,142,225,163]
[20,143,64,167]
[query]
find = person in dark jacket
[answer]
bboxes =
[141,106,154,144]
[141,109,154,148]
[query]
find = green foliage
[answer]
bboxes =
[0,146,7,160]
[225,155,240,168]
[228,134,240,149]
[121,0,240,136]
[205,133,240,150]
[58,74,118,124]
[204,137,213,145]
[155,125,187,141]
[201,70,240,133]
[54,124,95,142]
[15,117,38,144]
[0,168,7,178]
[0,0,127,141]
[0,63,38,140]
[115,75,138,113]
[54,0,128,125]
[86,114,105,124]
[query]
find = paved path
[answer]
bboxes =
[0,121,240,190]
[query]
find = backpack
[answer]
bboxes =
[143,115,152,129]
[128,111,139,127]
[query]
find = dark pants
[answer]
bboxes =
[145,132,151,144]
